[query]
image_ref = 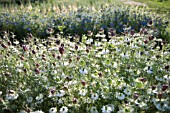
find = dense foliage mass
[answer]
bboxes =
[0,5,169,41]
[0,1,170,113]
[0,28,170,112]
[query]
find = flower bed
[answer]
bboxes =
[0,28,169,112]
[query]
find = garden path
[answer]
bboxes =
[121,0,147,6]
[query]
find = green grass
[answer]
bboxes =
[134,0,170,17]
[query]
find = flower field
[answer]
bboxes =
[0,1,170,113]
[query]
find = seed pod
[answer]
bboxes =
[32,50,36,54]
[1,43,8,49]
[162,85,168,91]
[35,68,40,74]
[75,45,78,50]
[59,46,64,55]
[22,45,28,51]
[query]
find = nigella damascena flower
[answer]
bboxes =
[148,36,154,41]
[79,68,88,75]
[75,44,78,50]
[165,65,169,70]
[46,28,54,34]
[101,105,113,113]
[59,106,68,113]
[73,98,77,104]
[35,68,40,74]
[91,93,99,100]
[162,84,168,91]
[6,90,19,101]
[79,89,87,96]
[30,110,44,113]
[99,28,104,34]
[90,106,98,113]
[130,30,134,36]
[22,45,28,51]
[147,20,153,26]
[32,50,36,54]
[1,43,8,49]
[56,90,65,97]
[98,72,103,77]
[87,30,93,37]
[49,107,57,113]
[26,97,33,103]
[123,87,132,96]
[116,92,125,100]
[59,46,64,55]
[56,40,60,45]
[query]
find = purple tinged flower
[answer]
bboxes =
[99,28,104,34]
[22,45,28,51]
[165,65,169,70]
[98,72,103,77]
[73,98,77,104]
[162,85,168,91]
[35,68,40,74]
[75,44,78,50]
[130,30,134,36]
[149,36,154,41]
[87,30,93,37]
[56,40,60,45]
[1,43,8,49]
[158,93,163,99]
[32,50,36,54]
[20,56,25,60]
[59,46,64,55]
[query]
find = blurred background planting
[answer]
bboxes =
[0,0,169,42]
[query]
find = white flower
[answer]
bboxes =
[56,90,65,97]
[31,110,44,113]
[113,62,118,68]
[20,110,27,113]
[86,39,93,44]
[101,105,112,113]
[36,94,43,101]
[0,91,2,95]
[147,69,153,74]
[13,40,19,45]
[49,107,57,113]
[155,102,167,111]
[90,106,98,113]
[91,93,99,100]
[79,89,87,96]
[116,92,125,100]
[117,109,125,113]
[79,69,88,74]
[27,97,33,103]
[116,48,121,52]
[120,53,129,59]
[139,101,147,108]
[36,94,43,103]
[123,88,131,96]
[164,75,170,81]
[58,98,63,104]
[59,106,68,113]
[6,90,19,101]
[95,34,106,38]
[108,104,114,112]
[155,76,163,81]
[101,49,109,55]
